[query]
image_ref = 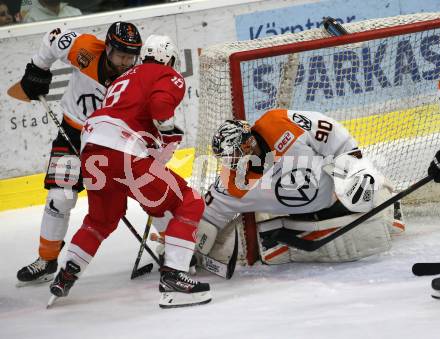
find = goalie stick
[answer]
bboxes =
[412,263,440,276]
[8,84,161,269]
[277,175,433,252]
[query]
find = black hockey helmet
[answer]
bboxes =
[105,21,142,56]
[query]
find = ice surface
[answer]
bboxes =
[1,198,440,339]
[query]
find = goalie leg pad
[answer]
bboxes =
[288,211,392,262]
[208,216,242,264]
[256,218,290,264]
[257,229,290,265]
[256,201,393,263]
[196,219,219,255]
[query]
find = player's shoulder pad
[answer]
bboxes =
[141,63,183,78]
[253,108,305,155]
[151,64,185,93]
[253,108,287,130]
[66,34,105,68]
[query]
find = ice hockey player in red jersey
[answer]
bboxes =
[195,109,404,265]
[16,22,142,286]
[49,35,212,309]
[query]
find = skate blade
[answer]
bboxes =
[46,295,58,309]
[159,291,212,309]
[16,274,54,288]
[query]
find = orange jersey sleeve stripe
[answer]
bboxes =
[67,34,105,81]
[63,114,83,130]
[220,167,262,199]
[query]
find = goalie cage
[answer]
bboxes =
[190,12,440,265]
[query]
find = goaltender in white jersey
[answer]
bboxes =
[196,108,404,264]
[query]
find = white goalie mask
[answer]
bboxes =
[141,34,180,71]
[212,119,253,170]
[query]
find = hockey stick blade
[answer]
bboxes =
[412,263,440,276]
[131,263,154,279]
[281,175,433,252]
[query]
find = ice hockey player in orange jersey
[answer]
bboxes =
[16,22,142,286]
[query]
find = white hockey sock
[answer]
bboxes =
[62,243,93,276]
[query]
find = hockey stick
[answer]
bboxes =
[131,215,154,279]
[412,263,440,276]
[37,95,161,266]
[277,175,433,252]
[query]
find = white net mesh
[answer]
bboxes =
[192,13,440,264]
[192,12,440,194]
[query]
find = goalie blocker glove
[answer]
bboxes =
[20,62,52,100]
[428,150,440,182]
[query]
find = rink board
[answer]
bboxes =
[1,103,439,211]
[0,148,195,211]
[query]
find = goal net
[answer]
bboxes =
[191,12,440,264]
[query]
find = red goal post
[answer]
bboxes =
[192,13,440,265]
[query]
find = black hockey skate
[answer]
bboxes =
[47,261,80,308]
[432,277,440,299]
[16,258,58,287]
[159,267,211,308]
